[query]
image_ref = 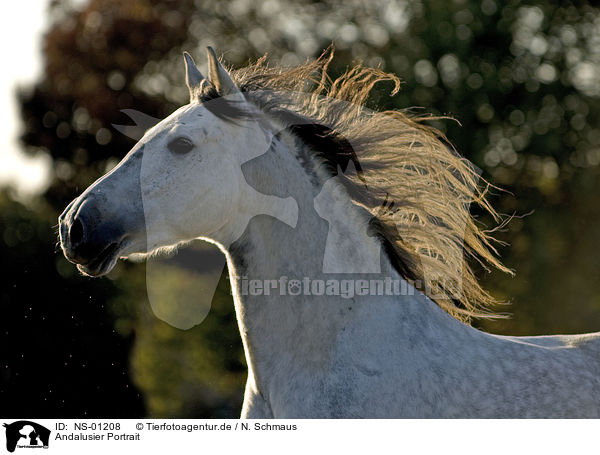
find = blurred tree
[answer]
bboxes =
[8,0,600,417]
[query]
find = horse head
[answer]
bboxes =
[58,48,274,276]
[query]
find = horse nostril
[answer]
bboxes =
[69,218,84,246]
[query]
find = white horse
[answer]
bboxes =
[59,47,600,418]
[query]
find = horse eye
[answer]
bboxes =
[168,137,194,155]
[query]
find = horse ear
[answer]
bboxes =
[206,46,241,96]
[183,51,205,100]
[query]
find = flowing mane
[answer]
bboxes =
[198,49,511,322]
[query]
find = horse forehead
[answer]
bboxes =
[151,104,226,137]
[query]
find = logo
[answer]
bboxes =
[3,421,50,452]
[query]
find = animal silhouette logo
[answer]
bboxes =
[314,162,382,274]
[2,421,50,452]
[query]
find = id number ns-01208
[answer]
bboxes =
[74,422,121,431]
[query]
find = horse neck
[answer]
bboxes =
[217,127,463,390]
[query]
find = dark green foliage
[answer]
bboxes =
[0,192,144,416]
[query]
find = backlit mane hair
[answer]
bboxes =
[209,49,512,322]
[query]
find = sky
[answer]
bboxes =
[0,0,51,196]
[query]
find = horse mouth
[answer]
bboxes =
[77,242,122,277]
